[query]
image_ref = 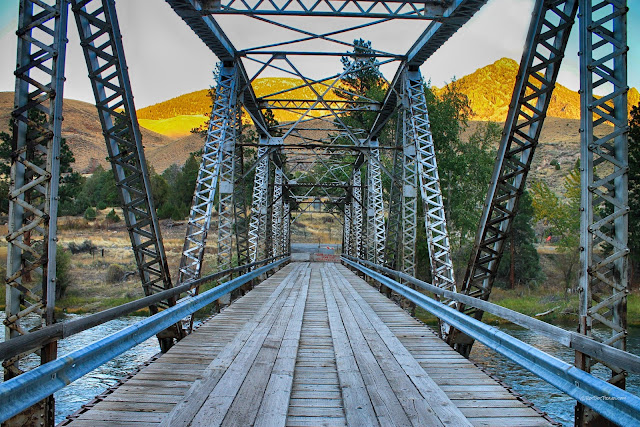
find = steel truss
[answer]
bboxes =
[4,1,68,423]
[71,0,176,349]
[400,106,419,277]
[366,140,386,264]
[352,170,364,259]
[203,0,448,19]
[576,0,629,423]
[405,69,455,292]
[450,0,578,356]
[248,137,272,263]
[179,65,239,292]
[384,138,404,270]
[271,166,285,257]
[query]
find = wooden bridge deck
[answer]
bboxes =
[64,262,553,426]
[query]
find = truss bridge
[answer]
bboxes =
[1,0,638,426]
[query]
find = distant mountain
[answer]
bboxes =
[432,57,639,122]
[2,58,638,175]
[0,92,175,173]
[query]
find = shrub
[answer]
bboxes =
[84,207,97,220]
[56,245,72,300]
[68,239,97,254]
[550,159,561,170]
[106,209,121,223]
[106,264,125,283]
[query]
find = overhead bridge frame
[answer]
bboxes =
[3,0,631,425]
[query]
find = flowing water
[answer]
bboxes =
[470,324,640,426]
[0,312,159,424]
[1,312,639,425]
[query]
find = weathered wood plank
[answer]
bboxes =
[330,265,472,427]
[321,266,379,427]
[159,264,305,427]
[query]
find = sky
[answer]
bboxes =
[0,0,638,109]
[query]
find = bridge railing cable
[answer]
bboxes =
[342,256,640,425]
[0,255,289,365]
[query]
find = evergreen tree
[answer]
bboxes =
[0,110,81,215]
[496,190,543,289]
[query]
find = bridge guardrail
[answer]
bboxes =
[342,256,640,426]
[0,256,289,423]
[342,255,640,375]
[0,255,289,363]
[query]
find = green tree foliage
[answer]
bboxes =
[336,39,387,138]
[496,190,543,289]
[106,208,121,223]
[0,109,82,215]
[629,103,640,286]
[530,164,581,297]
[84,206,97,221]
[56,244,72,300]
[420,85,498,273]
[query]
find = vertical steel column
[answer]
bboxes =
[271,166,284,257]
[352,170,364,259]
[450,0,578,356]
[282,199,291,255]
[401,105,418,277]
[248,137,271,263]
[217,73,241,277]
[343,202,352,256]
[384,117,405,270]
[576,1,628,424]
[367,139,386,264]
[4,1,68,424]
[179,64,238,285]
[71,0,175,349]
[233,140,251,267]
[405,69,456,337]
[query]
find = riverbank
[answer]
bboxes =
[415,288,640,327]
[1,218,638,326]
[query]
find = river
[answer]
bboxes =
[469,324,640,426]
[1,313,638,425]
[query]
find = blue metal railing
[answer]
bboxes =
[342,257,640,426]
[0,257,289,423]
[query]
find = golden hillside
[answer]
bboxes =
[433,57,639,122]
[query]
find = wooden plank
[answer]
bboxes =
[227,266,310,426]
[329,265,472,427]
[159,264,305,427]
[185,264,310,427]
[321,266,379,427]
[325,267,449,427]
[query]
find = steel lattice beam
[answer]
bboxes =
[71,0,177,350]
[400,107,419,277]
[203,0,448,19]
[576,0,629,424]
[451,0,578,356]
[271,167,285,257]
[179,65,239,287]
[405,69,455,338]
[352,170,364,259]
[367,140,386,264]
[217,80,242,279]
[248,137,272,263]
[384,128,405,270]
[4,1,68,423]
